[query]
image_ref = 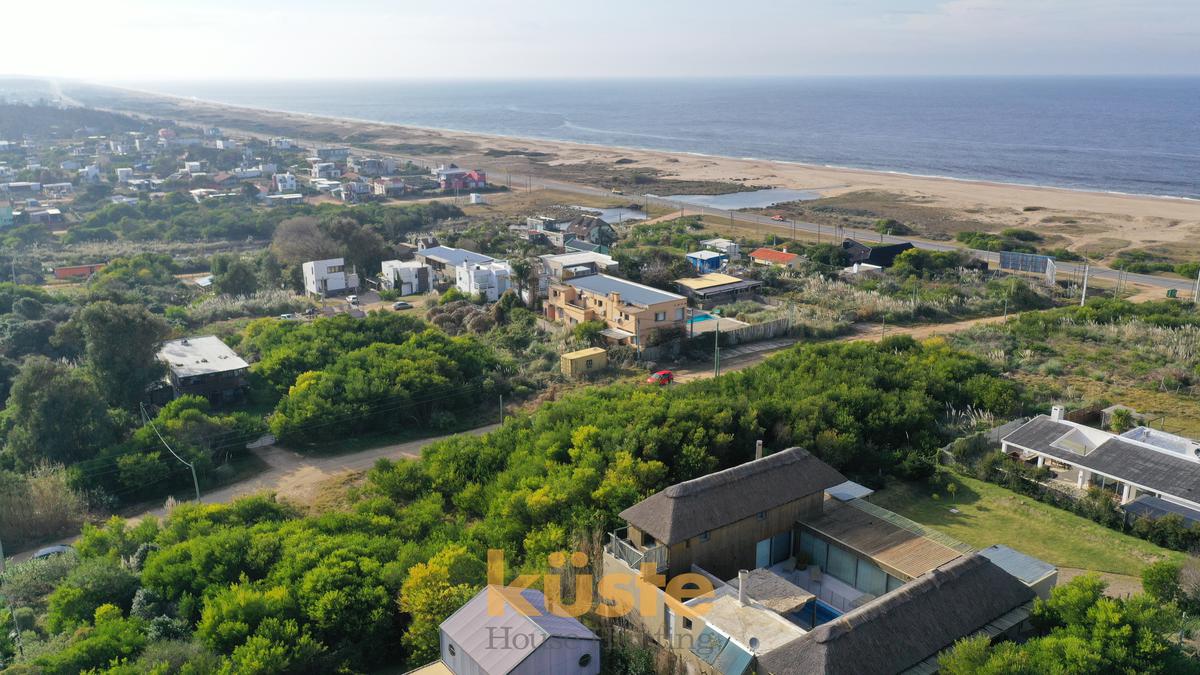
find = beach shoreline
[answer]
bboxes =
[72,82,1200,260]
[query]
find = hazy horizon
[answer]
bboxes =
[4,0,1198,81]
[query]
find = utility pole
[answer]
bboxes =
[499,395,504,424]
[1080,264,1090,307]
[817,222,821,244]
[1193,267,1200,305]
[141,403,200,502]
[713,310,721,377]
[0,534,26,659]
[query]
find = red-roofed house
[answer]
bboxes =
[750,247,800,269]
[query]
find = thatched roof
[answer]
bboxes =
[757,554,1035,675]
[619,447,846,545]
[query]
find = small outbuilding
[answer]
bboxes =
[561,347,607,377]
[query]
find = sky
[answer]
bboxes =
[4,0,1198,81]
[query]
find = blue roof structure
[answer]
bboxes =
[978,545,1056,586]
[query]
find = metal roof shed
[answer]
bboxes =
[439,586,600,675]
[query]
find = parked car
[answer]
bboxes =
[771,214,785,222]
[278,313,295,320]
[347,295,359,305]
[392,301,413,310]
[32,544,75,560]
[646,370,674,385]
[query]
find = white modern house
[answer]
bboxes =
[701,237,741,260]
[380,260,432,295]
[116,167,133,183]
[456,260,512,302]
[408,586,600,675]
[302,258,359,297]
[1002,406,1200,512]
[273,173,298,192]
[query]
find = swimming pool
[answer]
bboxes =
[688,313,714,325]
[788,600,844,630]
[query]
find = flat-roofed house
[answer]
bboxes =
[686,250,727,273]
[158,336,249,403]
[544,274,685,346]
[380,259,431,295]
[674,272,762,307]
[302,258,359,297]
[414,246,495,284]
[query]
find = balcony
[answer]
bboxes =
[606,527,668,574]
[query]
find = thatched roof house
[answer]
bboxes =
[618,447,846,546]
[756,553,1035,675]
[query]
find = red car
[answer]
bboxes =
[646,370,674,385]
[771,214,785,222]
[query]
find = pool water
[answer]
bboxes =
[788,600,844,630]
[687,313,714,325]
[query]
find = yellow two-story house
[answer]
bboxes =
[545,273,686,347]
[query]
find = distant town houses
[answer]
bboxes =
[302,258,360,297]
[700,236,741,260]
[750,247,801,269]
[310,161,341,180]
[316,147,350,162]
[842,238,915,268]
[380,259,432,295]
[372,176,408,198]
[434,164,487,191]
[685,249,727,273]
[455,259,512,302]
[347,156,397,176]
[273,172,298,193]
[414,245,495,284]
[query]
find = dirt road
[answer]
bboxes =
[5,424,499,564]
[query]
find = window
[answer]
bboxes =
[579,653,592,668]
[664,605,674,641]
[448,644,456,657]
[655,311,666,321]
[826,544,856,585]
[585,359,594,369]
[675,308,685,320]
[700,531,710,542]
[856,558,888,596]
[682,617,693,630]
[757,511,766,520]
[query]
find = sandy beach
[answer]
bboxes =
[82,86,1200,263]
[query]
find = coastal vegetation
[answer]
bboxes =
[0,337,1020,671]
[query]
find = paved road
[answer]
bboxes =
[3,424,500,565]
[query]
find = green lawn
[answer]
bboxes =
[872,473,1183,577]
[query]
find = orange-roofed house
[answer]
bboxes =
[749,247,801,269]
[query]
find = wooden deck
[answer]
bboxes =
[799,498,962,580]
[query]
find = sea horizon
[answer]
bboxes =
[95,76,1200,200]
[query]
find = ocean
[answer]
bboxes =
[127,77,1200,199]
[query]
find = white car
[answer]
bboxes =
[347,295,359,305]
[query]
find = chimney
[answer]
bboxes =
[1050,405,1065,422]
[755,440,764,460]
[738,570,749,606]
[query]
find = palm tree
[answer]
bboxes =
[509,257,534,306]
